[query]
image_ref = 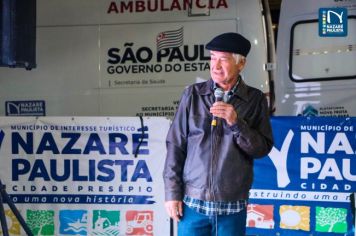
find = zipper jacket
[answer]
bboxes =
[163,78,273,202]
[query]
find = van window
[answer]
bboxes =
[289,17,356,82]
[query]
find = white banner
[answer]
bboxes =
[0,116,170,236]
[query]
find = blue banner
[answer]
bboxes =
[247,116,355,236]
[0,116,170,236]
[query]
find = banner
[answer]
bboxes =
[0,116,170,236]
[1,116,355,235]
[247,117,356,236]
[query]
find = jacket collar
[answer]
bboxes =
[198,78,249,102]
[197,79,214,96]
[232,78,249,102]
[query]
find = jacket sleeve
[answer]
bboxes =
[230,93,274,158]
[162,88,190,201]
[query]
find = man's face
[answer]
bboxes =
[210,51,241,88]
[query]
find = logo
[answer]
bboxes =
[302,105,318,117]
[26,210,55,235]
[5,100,46,116]
[280,205,310,231]
[106,26,210,79]
[247,204,275,229]
[268,130,294,188]
[258,117,356,196]
[156,27,184,51]
[92,210,120,235]
[60,210,87,235]
[126,210,153,235]
[319,8,347,37]
[315,207,347,233]
[0,210,21,235]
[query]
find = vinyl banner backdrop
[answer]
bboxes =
[247,117,356,236]
[0,116,170,236]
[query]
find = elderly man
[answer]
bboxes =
[163,32,273,236]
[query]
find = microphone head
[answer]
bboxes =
[214,88,224,102]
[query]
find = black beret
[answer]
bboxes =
[205,32,251,57]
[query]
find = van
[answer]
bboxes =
[0,0,275,117]
[274,0,356,116]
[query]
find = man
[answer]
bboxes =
[163,32,273,235]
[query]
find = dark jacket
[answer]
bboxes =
[163,79,273,202]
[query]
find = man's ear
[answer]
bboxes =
[237,58,246,71]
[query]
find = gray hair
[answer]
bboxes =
[232,53,245,64]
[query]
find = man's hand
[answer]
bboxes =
[165,200,183,221]
[210,101,237,126]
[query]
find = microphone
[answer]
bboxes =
[211,88,224,127]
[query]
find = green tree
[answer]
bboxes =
[27,210,54,235]
[316,207,347,232]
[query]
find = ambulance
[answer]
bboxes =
[274,0,356,116]
[0,0,275,117]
